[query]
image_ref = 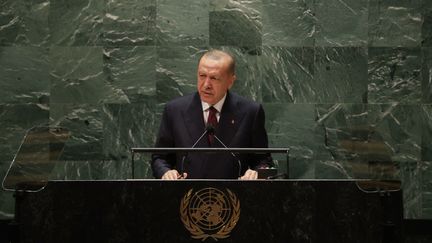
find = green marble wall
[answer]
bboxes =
[0,0,431,220]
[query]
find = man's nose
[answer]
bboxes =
[203,78,212,88]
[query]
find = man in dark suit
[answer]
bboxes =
[151,50,273,180]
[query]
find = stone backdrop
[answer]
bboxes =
[0,0,431,220]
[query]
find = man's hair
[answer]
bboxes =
[199,49,236,75]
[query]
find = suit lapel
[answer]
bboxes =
[216,92,245,147]
[183,93,207,147]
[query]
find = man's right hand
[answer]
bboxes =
[161,170,187,180]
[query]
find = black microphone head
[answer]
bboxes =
[206,124,215,134]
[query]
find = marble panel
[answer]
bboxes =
[103,0,156,46]
[261,0,315,47]
[156,0,209,46]
[49,0,103,46]
[0,46,50,104]
[368,104,422,163]
[314,160,355,179]
[156,46,203,103]
[422,105,432,160]
[0,104,49,164]
[400,160,432,219]
[50,160,132,180]
[219,46,262,101]
[400,161,422,218]
[50,103,103,161]
[103,46,156,103]
[0,0,49,46]
[314,47,368,103]
[422,48,432,103]
[314,104,370,179]
[102,102,159,173]
[264,103,324,178]
[315,0,368,46]
[369,0,422,47]
[259,46,314,103]
[49,46,114,104]
[422,5,432,47]
[368,47,422,104]
[209,0,262,51]
[421,161,432,218]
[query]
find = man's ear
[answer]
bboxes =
[228,74,236,89]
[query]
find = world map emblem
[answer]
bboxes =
[180,187,240,241]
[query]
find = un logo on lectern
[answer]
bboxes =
[180,187,240,241]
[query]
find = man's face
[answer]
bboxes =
[197,56,236,105]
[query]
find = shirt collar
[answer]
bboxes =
[201,93,227,113]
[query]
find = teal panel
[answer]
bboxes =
[102,102,159,179]
[103,46,156,103]
[422,5,432,46]
[314,47,368,103]
[209,0,262,51]
[50,160,133,180]
[422,105,432,160]
[0,0,49,46]
[102,102,159,160]
[400,160,432,219]
[422,161,432,218]
[261,0,314,47]
[368,47,422,104]
[315,0,368,46]
[156,0,209,46]
[264,103,324,179]
[156,46,202,103]
[400,161,422,218]
[0,47,50,104]
[368,104,422,163]
[103,0,156,46]
[50,46,114,103]
[260,46,313,103]
[422,48,432,103]
[49,0,103,46]
[50,103,103,161]
[220,47,262,101]
[369,0,422,47]
[314,104,370,179]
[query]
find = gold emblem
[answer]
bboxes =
[180,187,240,241]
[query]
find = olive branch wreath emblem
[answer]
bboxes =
[180,188,241,241]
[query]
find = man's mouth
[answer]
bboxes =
[202,91,213,96]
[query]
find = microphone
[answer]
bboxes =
[192,125,214,148]
[206,125,242,178]
[180,125,214,176]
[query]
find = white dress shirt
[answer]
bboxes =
[201,93,227,124]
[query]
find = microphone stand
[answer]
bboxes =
[180,126,212,177]
[212,135,242,178]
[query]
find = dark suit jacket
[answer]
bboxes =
[151,91,273,179]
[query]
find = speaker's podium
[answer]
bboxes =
[2,127,404,243]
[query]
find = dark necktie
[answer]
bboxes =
[207,106,218,145]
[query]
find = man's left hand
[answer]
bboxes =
[240,169,258,180]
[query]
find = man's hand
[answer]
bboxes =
[161,170,188,180]
[240,169,258,180]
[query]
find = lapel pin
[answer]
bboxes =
[231,119,235,124]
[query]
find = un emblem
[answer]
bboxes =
[180,187,240,241]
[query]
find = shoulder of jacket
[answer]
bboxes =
[229,92,261,110]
